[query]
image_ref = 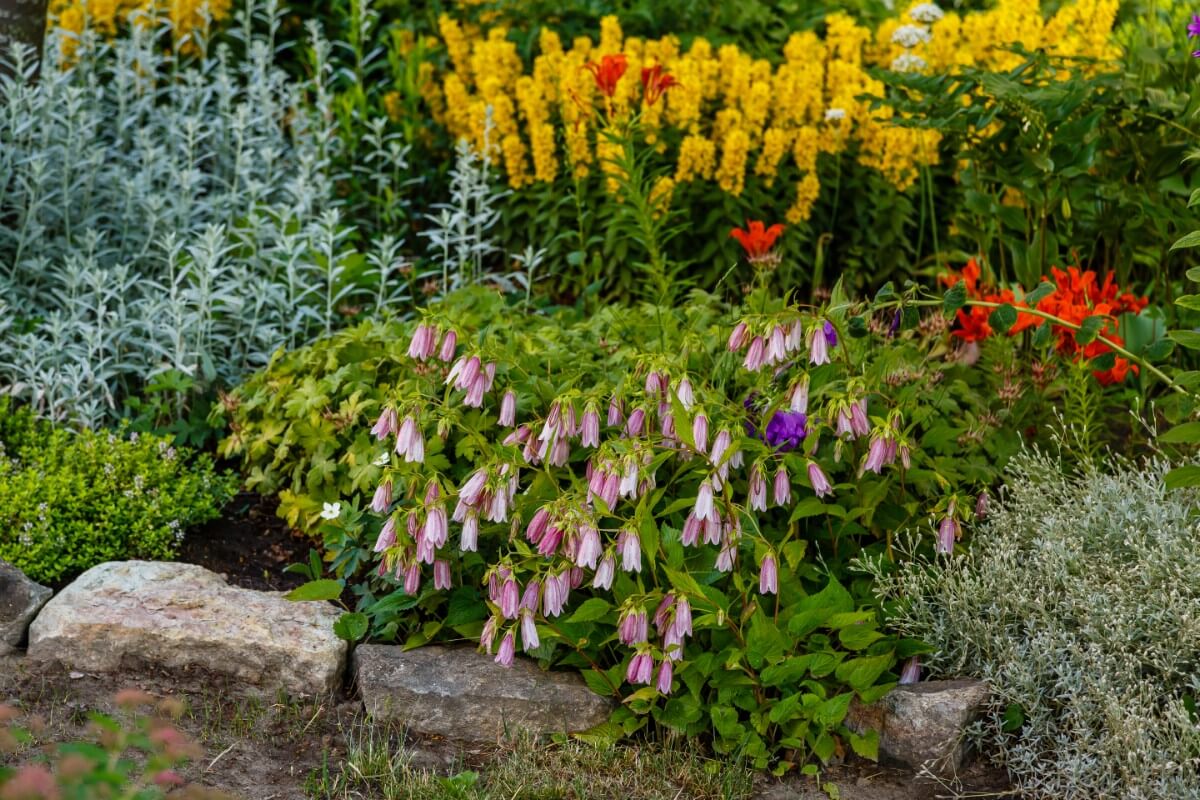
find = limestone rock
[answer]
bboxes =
[845,679,990,776]
[354,644,614,742]
[27,561,346,694]
[0,559,52,654]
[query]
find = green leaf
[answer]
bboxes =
[638,513,660,570]
[942,282,967,316]
[1023,281,1056,306]
[657,695,704,729]
[839,624,884,651]
[711,706,745,741]
[333,611,368,642]
[988,304,1018,334]
[789,497,831,522]
[1169,330,1200,351]
[1171,230,1200,251]
[285,579,343,602]
[568,598,612,623]
[1187,266,1200,283]
[848,729,879,761]
[1001,704,1025,733]
[573,720,624,747]
[1159,422,1200,445]
[1144,338,1175,361]
[1165,465,1200,490]
[835,653,894,692]
[746,613,789,669]
[1073,315,1106,346]
[1175,295,1200,312]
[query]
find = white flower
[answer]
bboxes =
[891,52,928,72]
[909,3,944,24]
[320,501,342,520]
[824,107,846,122]
[891,23,931,49]
[374,451,390,467]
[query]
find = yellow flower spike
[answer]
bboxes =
[786,173,822,224]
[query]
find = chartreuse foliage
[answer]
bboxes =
[0,399,237,585]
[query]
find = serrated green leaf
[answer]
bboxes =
[988,304,1017,334]
[333,611,369,642]
[942,282,967,316]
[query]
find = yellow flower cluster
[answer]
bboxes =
[50,0,232,54]
[432,0,1119,223]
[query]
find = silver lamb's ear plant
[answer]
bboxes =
[420,106,510,296]
[0,0,418,429]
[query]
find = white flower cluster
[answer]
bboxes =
[909,2,944,24]
[867,452,1200,797]
[890,53,928,72]
[890,23,932,48]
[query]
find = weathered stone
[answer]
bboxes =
[27,561,346,694]
[354,644,614,742]
[0,559,52,654]
[845,679,990,776]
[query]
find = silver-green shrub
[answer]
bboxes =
[867,452,1200,798]
[0,4,412,427]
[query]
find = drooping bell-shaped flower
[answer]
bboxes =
[617,528,642,573]
[808,461,834,498]
[499,390,517,427]
[592,554,616,590]
[433,560,452,591]
[581,406,601,448]
[403,563,421,595]
[673,596,692,637]
[675,377,695,410]
[807,321,830,366]
[480,615,499,654]
[395,416,424,463]
[608,395,624,427]
[626,652,654,685]
[618,607,648,646]
[460,511,479,552]
[521,612,540,652]
[626,407,646,437]
[898,656,921,685]
[976,491,989,519]
[850,399,871,438]
[748,464,768,512]
[789,376,809,414]
[373,516,397,552]
[773,466,791,506]
[500,578,520,619]
[371,407,398,440]
[694,477,715,522]
[692,413,708,455]
[680,513,702,547]
[759,553,779,595]
[575,525,603,570]
[728,321,749,352]
[438,329,458,362]
[744,336,766,371]
[495,630,515,667]
[655,659,673,694]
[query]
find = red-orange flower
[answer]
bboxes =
[640,65,679,106]
[730,220,785,264]
[583,54,628,99]
[940,260,1148,384]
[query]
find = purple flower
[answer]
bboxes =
[808,461,834,498]
[764,410,808,452]
[656,659,674,694]
[936,516,959,554]
[898,656,921,685]
[888,309,902,337]
[433,560,452,591]
[627,652,654,685]
[618,608,648,645]
[521,613,540,652]
[759,553,778,595]
[823,320,838,347]
[1190,13,1200,37]
[495,630,515,667]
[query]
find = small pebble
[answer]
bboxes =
[68,671,84,680]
